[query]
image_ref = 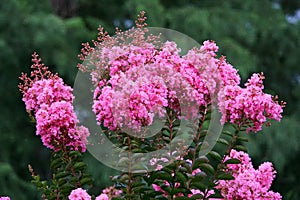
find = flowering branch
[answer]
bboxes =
[14,11,286,200]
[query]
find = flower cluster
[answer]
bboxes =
[98,186,122,199]
[21,76,73,112]
[218,73,285,132]
[35,101,89,151]
[217,149,282,200]
[68,187,122,200]
[79,23,284,134]
[68,188,91,200]
[19,53,89,152]
[81,28,246,133]
[0,197,10,200]
[91,42,206,131]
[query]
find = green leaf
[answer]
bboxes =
[191,172,206,182]
[208,151,223,161]
[217,138,229,146]
[233,145,248,152]
[60,182,74,193]
[198,163,215,175]
[189,194,204,200]
[174,196,190,200]
[216,172,235,180]
[119,174,129,182]
[69,150,81,158]
[174,171,187,184]
[80,177,93,186]
[190,181,206,191]
[117,157,129,166]
[153,171,173,182]
[171,188,189,196]
[224,158,241,165]
[50,157,63,169]
[193,156,209,169]
[131,181,145,188]
[237,136,248,142]
[222,130,233,137]
[73,162,86,170]
[54,171,69,179]
[162,129,170,137]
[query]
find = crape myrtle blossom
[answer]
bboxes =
[82,33,284,133]
[92,42,205,131]
[95,194,108,200]
[35,102,89,152]
[21,77,73,113]
[218,73,285,132]
[68,186,121,200]
[19,53,89,152]
[89,37,247,132]
[217,149,282,200]
[68,188,91,200]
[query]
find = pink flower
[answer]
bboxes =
[218,73,285,132]
[22,78,73,112]
[152,183,168,197]
[19,53,90,152]
[217,149,282,200]
[95,194,109,200]
[68,188,91,200]
[200,40,219,57]
[78,25,285,134]
[0,197,10,200]
[188,189,215,198]
[191,168,201,175]
[35,101,89,152]
[91,40,232,132]
[100,186,122,199]
[19,53,73,113]
[156,164,163,171]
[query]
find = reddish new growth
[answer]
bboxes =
[19,52,56,96]
[135,11,148,28]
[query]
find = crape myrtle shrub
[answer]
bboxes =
[14,12,285,200]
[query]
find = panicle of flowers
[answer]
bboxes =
[218,72,285,132]
[90,40,203,131]
[68,188,91,200]
[79,17,246,132]
[95,194,109,200]
[35,102,89,152]
[217,149,282,200]
[22,77,74,113]
[19,53,89,152]
[19,52,53,92]
[68,186,121,200]
[19,52,73,113]
[99,186,122,199]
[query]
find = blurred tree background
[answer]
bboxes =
[0,0,299,199]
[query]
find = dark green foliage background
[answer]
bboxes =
[0,0,299,199]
